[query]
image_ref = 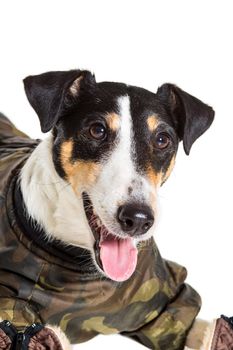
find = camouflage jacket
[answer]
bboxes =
[0,113,201,349]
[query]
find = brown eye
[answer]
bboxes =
[89,123,106,140]
[155,132,171,149]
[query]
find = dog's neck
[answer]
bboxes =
[20,134,94,250]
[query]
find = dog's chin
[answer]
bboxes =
[82,192,138,282]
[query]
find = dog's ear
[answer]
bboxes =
[157,84,215,154]
[23,70,96,133]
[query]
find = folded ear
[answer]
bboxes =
[157,84,215,154]
[23,70,96,133]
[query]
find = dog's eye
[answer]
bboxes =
[155,132,171,149]
[89,123,106,140]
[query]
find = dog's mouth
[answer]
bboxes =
[82,192,138,282]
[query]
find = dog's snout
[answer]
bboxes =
[117,204,154,236]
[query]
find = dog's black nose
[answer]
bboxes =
[117,204,154,236]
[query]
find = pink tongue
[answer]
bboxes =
[99,235,138,282]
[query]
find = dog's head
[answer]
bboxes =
[23,70,214,281]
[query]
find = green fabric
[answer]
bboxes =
[0,114,201,349]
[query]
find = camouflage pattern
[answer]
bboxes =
[0,113,201,349]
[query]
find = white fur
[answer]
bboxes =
[20,134,94,250]
[185,319,213,350]
[199,320,216,350]
[20,95,157,253]
[90,95,157,241]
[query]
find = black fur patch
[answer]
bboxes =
[24,70,214,183]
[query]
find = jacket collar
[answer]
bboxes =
[8,170,99,275]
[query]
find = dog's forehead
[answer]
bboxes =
[62,81,171,132]
[97,82,167,119]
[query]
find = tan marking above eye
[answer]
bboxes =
[60,140,101,193]
[147,115,160,132]
[106,113,120,131]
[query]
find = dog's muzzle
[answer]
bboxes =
[82,192,141,282]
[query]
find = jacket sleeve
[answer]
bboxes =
[0,113,30,141]
[122,283,201,350]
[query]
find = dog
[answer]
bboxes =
[0,70,232,349]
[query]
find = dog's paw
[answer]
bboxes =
[186,316,233,350]
[46,324,72,350]
[28,324,72,350]
[0,319,12,349]
[0,319,71,350]
[204,316,233,350]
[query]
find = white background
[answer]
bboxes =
[0,1,232,349]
